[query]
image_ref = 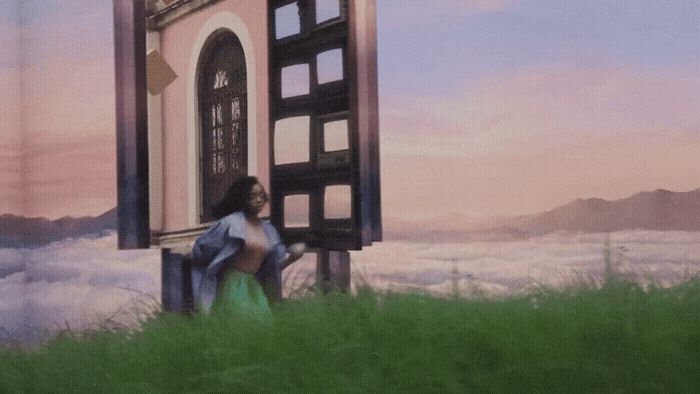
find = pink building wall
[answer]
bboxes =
[158,0,270,232]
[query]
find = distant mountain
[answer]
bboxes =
[520,188,700,235]
[0,207,117,248]
[3,188,700,246]
[384,188,700,242]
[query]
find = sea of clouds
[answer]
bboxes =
[1,230,699,345]
[347,231,700,298]
[0,234,161,345]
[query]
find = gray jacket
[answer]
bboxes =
[191,211,287,313]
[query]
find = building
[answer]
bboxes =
[114,0,381,309]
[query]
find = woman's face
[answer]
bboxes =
[246,183,268,216]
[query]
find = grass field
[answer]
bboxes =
[1,272,698,393]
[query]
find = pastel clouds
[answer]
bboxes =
[0,232,161,345]
[0,0,115,217]
[13,2,114,218]
[15,54,116,219]
[469,0,515,11]
[378,0,518,30]
[23,133,116,219]
[0,13,22,215]
[380,135,699,220]
[0,16,20,69]
[465,66,700,139]
[386,0,517,16]
[379,66,700,218]
[386,65,699,147]
[3,229,696,344]
[350,230,700,297]
[3,0,698,225]
[22,59,115,141]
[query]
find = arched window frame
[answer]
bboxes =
[197,30,248,223]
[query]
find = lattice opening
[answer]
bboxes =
[316,0,340,24]
[284,194,310,228]
[274,116,310,164]
[324,185,352,219]
[323,119,348,152]
[275,3,301,39]
[317,49,343,84]
[281,64,310,98]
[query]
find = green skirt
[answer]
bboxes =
[213,270,271,317]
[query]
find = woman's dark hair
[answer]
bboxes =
[211,176,266,218]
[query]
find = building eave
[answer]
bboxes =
[147,0,225,31]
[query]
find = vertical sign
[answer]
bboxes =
[114,0,150,249]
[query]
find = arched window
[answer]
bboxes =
[198,31,247,223]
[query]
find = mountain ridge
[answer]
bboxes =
[0,207,117,248]
[384,188,700,241]
[2,188,699,247]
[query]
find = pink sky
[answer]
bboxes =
[0,10,22,216]
[380,65,700,219]
[0,2,116,218]
[1,0,698,223]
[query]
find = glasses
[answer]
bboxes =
[249,191,269,202]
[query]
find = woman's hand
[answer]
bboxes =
[281,242,306,270]
[288,242,306,260]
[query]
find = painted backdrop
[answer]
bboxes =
[0,0,698,344]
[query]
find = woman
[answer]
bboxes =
[191,176,305,315]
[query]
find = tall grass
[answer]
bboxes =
[1,236,698,392]
[1,272,699,393]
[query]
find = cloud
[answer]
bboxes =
[380,0,517,25]
[22,0,112,59]
[383,66,700,146]
[1,230,698,344]
[377,66,700,218]
[0,249,25,278]
[17,64,117,217]
[0,69,21,143]
[349,230,700,297]
[0,65,23,215]
[18,132,116,219]
[465,66,699,140]
[0,1,115,218]
[0,19,20,70]
[378,134,700,221]
[22,59,115,139]
[0,232,161,345]
[0,0,66,26]
[467,0,516,11]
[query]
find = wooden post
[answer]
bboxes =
[113,0,150,249]
[317,249,351,294]
[161,248,193,313]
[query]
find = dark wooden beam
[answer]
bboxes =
[367,0,382,242]
[113,0,150,249]
[348,0,381,246]
[318,250,351,293]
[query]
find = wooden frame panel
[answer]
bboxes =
[268,0,379,251]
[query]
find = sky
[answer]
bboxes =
[0,0,698,222]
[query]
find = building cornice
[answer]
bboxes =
[147,0,224,31]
